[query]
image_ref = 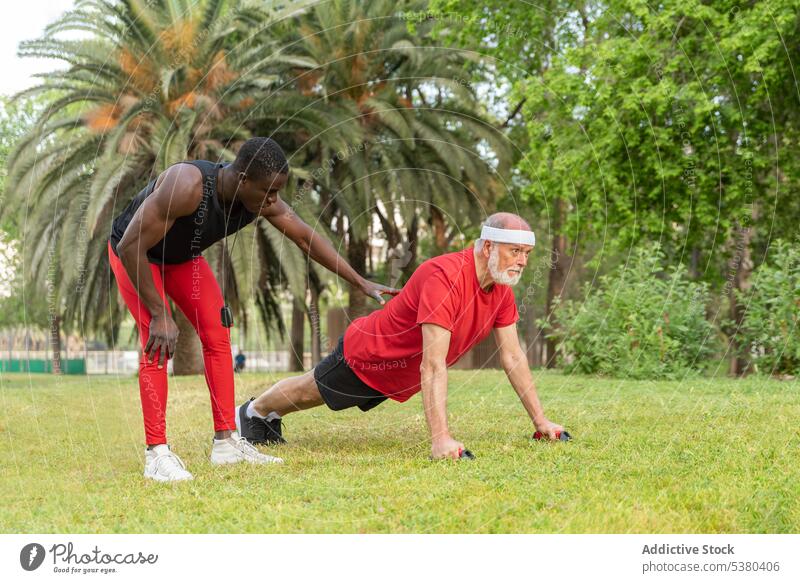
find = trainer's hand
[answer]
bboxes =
[430,436,465,460]
[534,417,564,441]
[359,278,401,305]
[145,311,179,369]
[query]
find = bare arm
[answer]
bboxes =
[116,164,203,367]
[420,323,464,459]
[262,197,399,303]
[494,323,563,439]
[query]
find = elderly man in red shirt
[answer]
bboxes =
[236,212,564,459]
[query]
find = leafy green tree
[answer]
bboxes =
[526,0,800,374]
[438,0,800,375]
[0,96,52,353]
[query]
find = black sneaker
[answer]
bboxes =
[236,398,268,444]
[264,417,287,445]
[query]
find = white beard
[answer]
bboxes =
[488,247,522,286]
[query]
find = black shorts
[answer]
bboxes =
[314,336,388,412]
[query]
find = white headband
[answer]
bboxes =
[480,225,536,246]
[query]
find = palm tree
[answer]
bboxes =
[4,0,512,376]
[3,0,326,372]
[270,0,512,318]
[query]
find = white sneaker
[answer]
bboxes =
[210,431,284,465]
[144,445,194,482]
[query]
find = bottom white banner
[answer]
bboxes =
[1,534,797,582]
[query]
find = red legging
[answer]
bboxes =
[108,241,236,445]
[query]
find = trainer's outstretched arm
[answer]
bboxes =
[262,198,400,303]
[494,323,563,440]
[420,323,464,460]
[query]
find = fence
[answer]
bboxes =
[0,358,86,374]
[1,350,320,375]
[1,337,505,376]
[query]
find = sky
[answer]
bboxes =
[1,1,80,96]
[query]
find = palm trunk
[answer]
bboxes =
[347,237,369,319]
[401,214,419,281]
[49,314,62,374]
[376,205,400,249]
[289,298,305,371]
[728,206,757,376]
[545,197,570,368]
[308,284,322,365]
[431,207,448,251]
[172,309,204,375]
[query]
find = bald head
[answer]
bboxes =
[484,212,531,231]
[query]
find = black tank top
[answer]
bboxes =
[109,160,258,264]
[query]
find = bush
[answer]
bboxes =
[735,239,800,376]
[547,244,717,379]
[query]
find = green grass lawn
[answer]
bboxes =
[1,369,798,533]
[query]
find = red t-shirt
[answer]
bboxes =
[343,247,519,402]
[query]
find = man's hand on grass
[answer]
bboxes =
[534,417,564,441]
[431,435,465,460]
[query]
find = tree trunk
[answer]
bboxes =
[308,283,322,365]
[366,221,374,275]
[376,205,400,249]
[289,298,305,372]
[172,308,205,375]
[728,205,757,377]
[545,197,571,368]
[347,237,369,320]
[689,246,701,279]
[431,207,448,251]
[49,314,62,375]
[523,308,542,367]
[401,214,419,281]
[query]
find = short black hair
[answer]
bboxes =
[233,137,289,179]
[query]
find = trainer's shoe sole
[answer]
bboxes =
[210,453,243,465]
[143,471,193,482]
[210,452,283,465]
